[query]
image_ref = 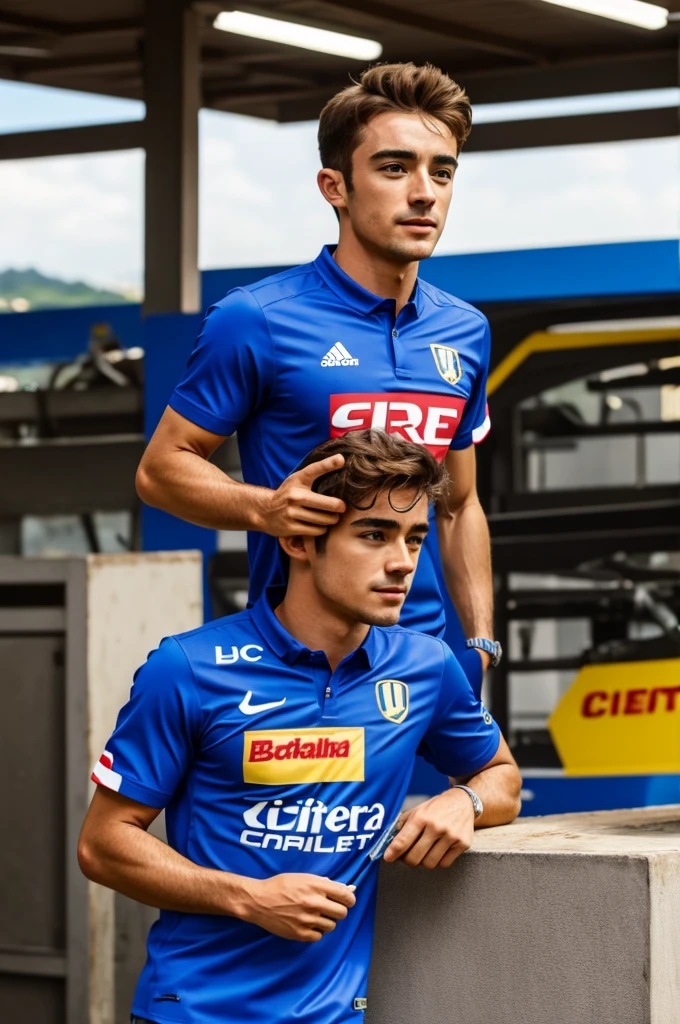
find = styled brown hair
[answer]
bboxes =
[297,429,447,551]
[318,62,472,190]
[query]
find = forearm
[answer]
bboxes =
[437,500,493,637]
[456,763,521,828]
[79,821,253,917]
[137,449,271,532]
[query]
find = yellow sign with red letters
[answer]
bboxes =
[548,658,680,776]
[243,727,365,784]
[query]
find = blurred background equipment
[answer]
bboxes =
[0,321,144,559]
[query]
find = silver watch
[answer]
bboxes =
[451,784,483,819]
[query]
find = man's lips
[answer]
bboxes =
[373,586,408,597]
[399,218,436,228]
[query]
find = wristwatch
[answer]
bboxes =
[451,784,484,819]
[466,637,503,667]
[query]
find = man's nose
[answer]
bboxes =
[408,167,436,206]
[385,542,415,576]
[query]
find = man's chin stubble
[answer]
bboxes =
[385,237,437,263]
[360,609,402,627]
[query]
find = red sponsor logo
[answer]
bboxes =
[249,737,351,762]
[330,392,466,461]
[582,687,680,718]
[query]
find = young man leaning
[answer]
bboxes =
[80,430,520,1024]
[137,61,499,695]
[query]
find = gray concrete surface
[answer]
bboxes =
[368,806,680,1024]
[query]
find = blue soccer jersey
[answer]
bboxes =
[93,588,500,1024]
[169,245,491,638]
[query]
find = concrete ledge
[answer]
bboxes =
[368,806,680,1024]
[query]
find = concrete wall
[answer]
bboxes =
[368,807,680,1024]
[84,552,203,1024]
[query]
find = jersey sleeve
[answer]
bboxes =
[450,314,491,450]
[91,637,202,808]
[417,643,500,777]
[168,288,276,436]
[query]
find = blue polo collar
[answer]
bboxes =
[314,244,423,319]
[250,586,376,669]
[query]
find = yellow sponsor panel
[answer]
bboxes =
[243,727,365,784]
[548,659,680,776]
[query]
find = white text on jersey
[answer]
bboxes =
[215,644,263,664]
[240,798,385,853]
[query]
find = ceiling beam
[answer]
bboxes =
[208,84,332,108]
[319,0,554,64]
[461,50,680,104]
[0,120,145,160]
[0,11,140,37]
[20,53,140,80]
[464,106,679,153]
[0,10,62,34]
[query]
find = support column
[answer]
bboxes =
[143,0,200,314]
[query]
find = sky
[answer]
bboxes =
[0,80,678,291]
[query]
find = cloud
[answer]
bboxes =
[0,102,677,288]
[441,137,680,253]
[199,111,335,269]
[0,150,144,289]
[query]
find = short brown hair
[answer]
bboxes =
[318,62,472,190]
[297,430,447,551]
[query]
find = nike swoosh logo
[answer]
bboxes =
[238,691,287,716]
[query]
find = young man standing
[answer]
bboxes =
[136,62,499,693]
[80,430,520,1024]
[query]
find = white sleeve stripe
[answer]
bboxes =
[472,414,491,444]
[91,760,123,792]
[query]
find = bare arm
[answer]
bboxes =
[437,445,494,651]
[136,406,345,536]
[383,734,521,870]
[78,787,355,942]
[456,735,523,828]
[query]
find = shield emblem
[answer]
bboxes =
[375,679,409,724]
[430,343,462,386]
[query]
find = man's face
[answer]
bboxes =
[305,485,430,627]
[344,110,458,264]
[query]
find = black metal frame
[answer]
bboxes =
[481,299,680,747]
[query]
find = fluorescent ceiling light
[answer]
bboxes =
[213,10,382,60]
[538,0,668,30]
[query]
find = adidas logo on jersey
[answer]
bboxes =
[321,343,359,367]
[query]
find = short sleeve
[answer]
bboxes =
[418,643,500,777]
[168,288,276,436]
[91,637,201,808]
[450,314,491,450]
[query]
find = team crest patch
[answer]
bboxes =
[430,343,462,386]
[375,680,409,724]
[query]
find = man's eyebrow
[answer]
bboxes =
[350,517,430,533]
[370,148,458,169]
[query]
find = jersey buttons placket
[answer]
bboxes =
[309,652,335,718]
[390,326,412,381]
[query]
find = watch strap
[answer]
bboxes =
[451,784,483,819]
[466,637,502,667]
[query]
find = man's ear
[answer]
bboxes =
[317,168,348,211]
[278,535,312,563]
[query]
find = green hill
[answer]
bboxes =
[0,267,134,312]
